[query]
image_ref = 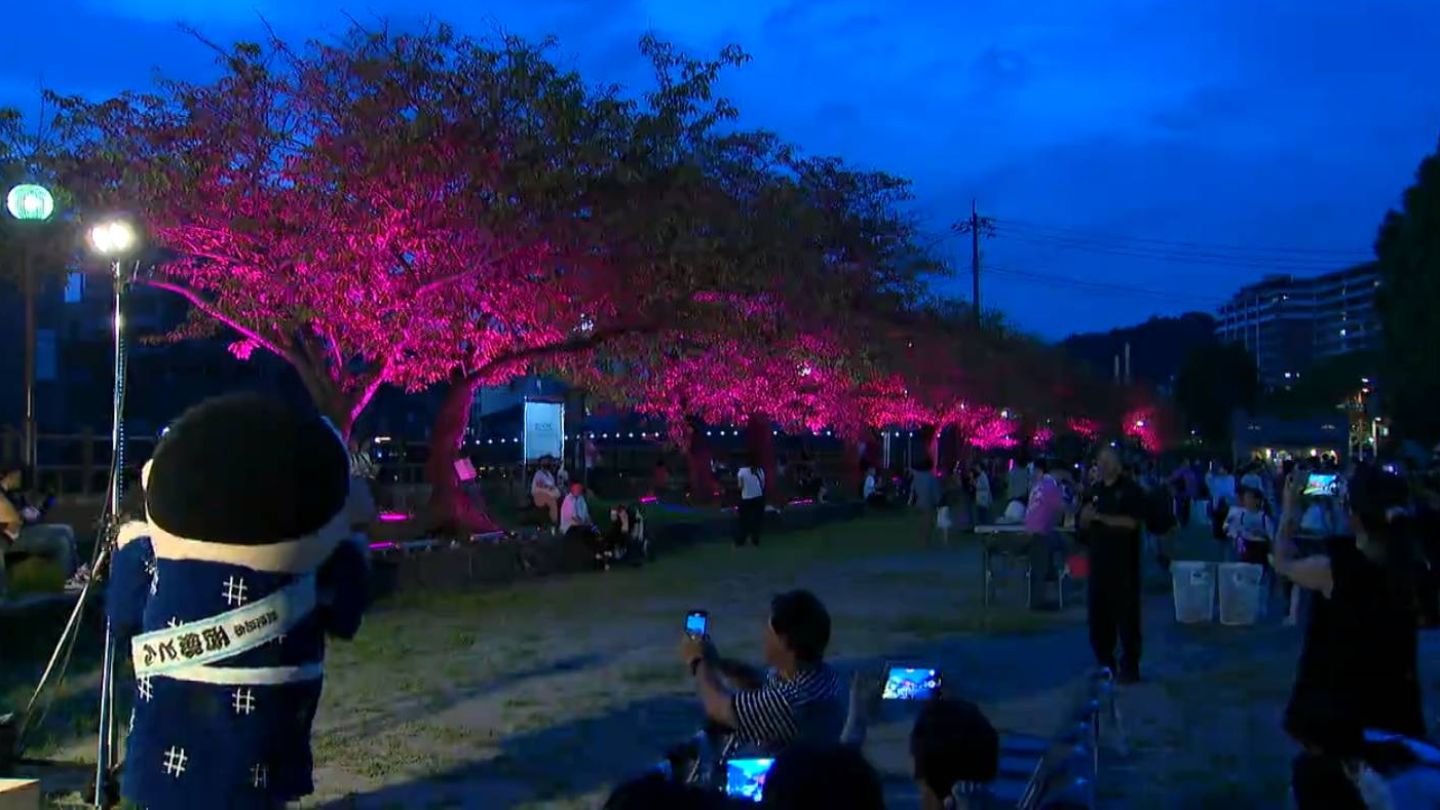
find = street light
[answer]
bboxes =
[5,183,57,471]
[84,215,142,803]
[88,220,138,257]
[6,183,55,221]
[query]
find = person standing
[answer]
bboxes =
[1206,462,1238,539]
[971,463,993,527]
[1024,460,1070,610]
[736,457,766,547]
[909,459,942,546]
[1080,447,1148,683]
[1006,456,1031,508]
[1274,466,1427,807]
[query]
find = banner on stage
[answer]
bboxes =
[523,400,565,462]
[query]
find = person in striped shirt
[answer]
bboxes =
[679,590,846,753]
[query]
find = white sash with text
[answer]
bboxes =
[130,574,316,680]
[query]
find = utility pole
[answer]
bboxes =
[952,200,995,323]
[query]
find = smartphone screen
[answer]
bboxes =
[724,757,775,802]
[1303,473,1340,497]
[882,666,942,700]
[684,610,708,637]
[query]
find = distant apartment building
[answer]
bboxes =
[1215,263,1381,387]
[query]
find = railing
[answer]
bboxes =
[1,425,856,499]
[0,425,157,496]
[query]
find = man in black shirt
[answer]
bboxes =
[1080,447,1148,683]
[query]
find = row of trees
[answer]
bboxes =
[2,23,1169,527]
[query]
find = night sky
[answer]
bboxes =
[4,1,1438,337]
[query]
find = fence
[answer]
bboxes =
[0,426,158,496]
[0,425,858,500]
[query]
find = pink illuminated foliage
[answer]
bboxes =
[50,26,749,441]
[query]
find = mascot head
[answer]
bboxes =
[142,394,353,573]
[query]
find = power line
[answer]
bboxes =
[985,265,1228,307]
[995,229,1363,271]
[993,217,1370,260]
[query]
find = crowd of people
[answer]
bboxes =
[8,391,1440,808]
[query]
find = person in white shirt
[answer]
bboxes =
[559,481,593,534]
[531,458,563,527]
[971,463,993,526]
[1206,463,1238,538]
[737,457,767,547]
[862,466,886,507]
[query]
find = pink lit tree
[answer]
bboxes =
[49,25,748,441]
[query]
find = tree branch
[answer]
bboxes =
[142,278,293,364]
[471,321,666,380]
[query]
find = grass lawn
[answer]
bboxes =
[5,514,1438,808]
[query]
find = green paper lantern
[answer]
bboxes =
[6,184,55,222]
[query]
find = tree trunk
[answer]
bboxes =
[918,425,940,472]
[937,424,959,476]
[293,363,358,439]
[842,437,862,498]
[744,413,780,505]
[425,374,499,534]
[685,417,719,504]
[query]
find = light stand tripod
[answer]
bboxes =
[9,257,134,808]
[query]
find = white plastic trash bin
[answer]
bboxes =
[1218,562,1265,626]
[1171,561,1215,624]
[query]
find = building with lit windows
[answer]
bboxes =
[1215,264,1381,387]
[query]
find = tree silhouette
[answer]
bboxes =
[1376,137,1440,442]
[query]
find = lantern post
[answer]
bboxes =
[5,183,57,470]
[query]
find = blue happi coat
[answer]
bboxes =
[107,533,367,809]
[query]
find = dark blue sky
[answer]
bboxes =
[4,1,1438,337]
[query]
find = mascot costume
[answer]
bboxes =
[107,394,370,808]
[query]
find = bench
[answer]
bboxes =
[1008,665,1117,801]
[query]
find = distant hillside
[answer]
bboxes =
[1061,312,1218,389]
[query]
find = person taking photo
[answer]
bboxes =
[1273,465,1427,808]
[679,590,845,754]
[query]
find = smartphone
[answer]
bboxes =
[1303,473,1340,497]
[882,665,942,700]
[723,757,776,802]
[684,610,708,638]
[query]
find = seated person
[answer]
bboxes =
[862,466,887,507]
[679,590,845,755]
[840,680,1001,810]
[560,482,604,559]
[530,458,563,527]
[911,699,1001,810]
[761,742,885,809]
[603,503,645,561]
[1224,486,1275,564]
[0,464,81,597]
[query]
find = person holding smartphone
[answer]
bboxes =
[678,590,844,754]
[1273,465,1427,808]
[1079,447,1148,684]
